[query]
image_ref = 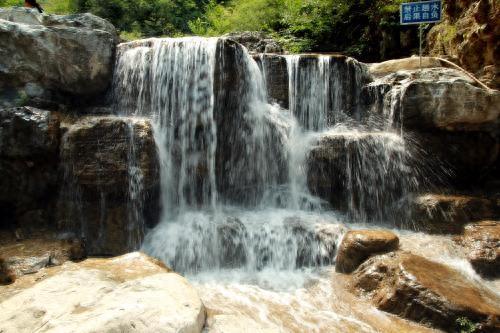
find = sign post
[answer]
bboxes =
[400,0,442,71]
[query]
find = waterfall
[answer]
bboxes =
[113,38,219,215]
[110,38,425,274]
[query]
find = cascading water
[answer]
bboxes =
[111,37,340,276]
[106,37,489,332]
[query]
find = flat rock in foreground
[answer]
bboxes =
[0,252,206,333]
[351,251,500,332]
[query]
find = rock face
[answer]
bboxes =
[335,230,399,274]
[427,0,500,89]
[0,7,117,107]
[351,252,500,332]
[0,252,206,333]
[410,194,498,234]
[224,31,283,54]
[0,106,60,231]
[455,221,500,278]
[58,116,160,256]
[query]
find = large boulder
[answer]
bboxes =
[0,7,117,107]
[351,251,500,332]
[365,66,499,186]
[454,221,500,278]
[410,194,498,234]
[0,106,60,230]
[366,68,499,131]
[0,252,206,333]
[58,116,160,255]
[335,230,399,273]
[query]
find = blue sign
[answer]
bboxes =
[400,1,442,25]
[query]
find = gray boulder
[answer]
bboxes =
[0,7,117,107]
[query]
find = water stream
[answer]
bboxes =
[109,37,493,332]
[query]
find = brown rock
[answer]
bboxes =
[455,221,500,278]
[410,194,497,234]
[335,230,399,273]
[351,251,500,332]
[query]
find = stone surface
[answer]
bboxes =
[367,68,499,132]
[0,252,206,333]
[410,194,498,234]
[224,32,283,54]
[0,107,60,231]
[351,251,500,332]
[0,235,85,284]
[335,230,399,274]
[57,116,160,255]
[427,0,500,89]
[0,7,117,107]
[454,221,500,278]
[368,56,444,78]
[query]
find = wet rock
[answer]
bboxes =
[0,237,86,284]
[254,54,289,108]
[307,131,413,221]
[224,32,283,54]
[214,39,287,205]
[0,8,117,107]
[410,194,498,234]
[0,252,206,333]
[367,68,499,132]
[454,221,500,278]
[335,230,399,274]
[351,251,500,332]
[58,116,160,255]
[217,217,248,268]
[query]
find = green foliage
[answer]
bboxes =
[191,0,420,59]
[456,317,478,333]
[0,0,78,13]
[0,0,423,60]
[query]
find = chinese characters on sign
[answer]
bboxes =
[400,0,442,25]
